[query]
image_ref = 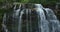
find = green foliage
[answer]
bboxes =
[0,0,59,5]
[24,0,58,5]
[0,0,5,2]
[21,0,29,3]
[17,0,57,4]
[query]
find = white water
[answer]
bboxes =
[26,9,29,32]
[44,8,57,20]
[2,13,8,32]
[29,9,32,32]
[13,4,21,17]
[34,4,49,32]
[44,8,60,32]
[3,13,6,24]
[12,4,25,32]
[18,9,25,32]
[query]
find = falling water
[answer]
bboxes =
[44,8,57,20]
[10,4,22,32]
[13,4,21,18]
[18,9,25,32]
[3,13,6,24]
[29,9,32,32]
[12,4,25,32]
[44,8,60,32]
[2,13,8,32]
[2,3,60,32]
[34,4,49,32]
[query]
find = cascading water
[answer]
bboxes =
[34,4,49,32]
[2,13,8,32]
[13,4,21,18]
[44,8,60,32]
[44,8,57,20]
[18,9,25,32]
[11,4,22,32]
[2,3,60,32]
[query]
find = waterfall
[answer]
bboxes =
[44,8,60,32]
[44,8,57,20]
[34,4,49,32]
[2,13,8,32]
[13,4,21,18]
[12,4,25,32]
[2,4,60,32]
[3,13,6,24]
[18,9,25,32]
[29,9,32,32]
